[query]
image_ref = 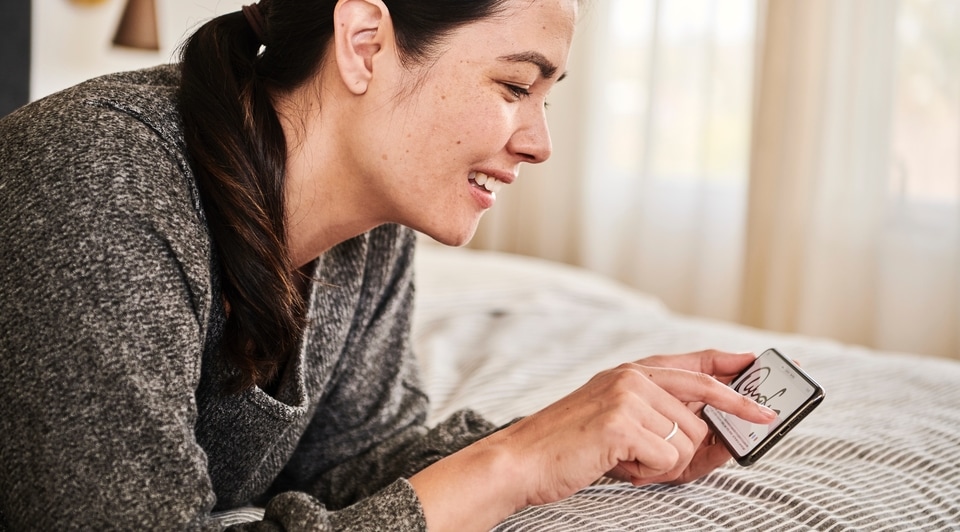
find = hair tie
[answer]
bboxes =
[242,3,268,45]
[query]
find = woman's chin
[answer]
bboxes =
[419,221,480,248]
[426,232,474,248]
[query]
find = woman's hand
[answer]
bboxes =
[410,350,776,532]
[491,350,776,507]
[608,350,774,486]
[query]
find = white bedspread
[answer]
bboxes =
[412,245,960,531]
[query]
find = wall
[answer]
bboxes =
[31,0,245,101]
[1,1,30,115]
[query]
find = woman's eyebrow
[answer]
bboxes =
[498,51,567,81]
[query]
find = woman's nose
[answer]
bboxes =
[508,106,552,164]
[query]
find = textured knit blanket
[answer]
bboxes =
[412,245,960,531]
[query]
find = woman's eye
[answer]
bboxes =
[502,83,531,100]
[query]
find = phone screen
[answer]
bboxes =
[703,348,824,465]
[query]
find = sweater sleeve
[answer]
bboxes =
[0,91,226,530]
[253,226,500,530]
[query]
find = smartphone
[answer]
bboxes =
[703,348,825,466]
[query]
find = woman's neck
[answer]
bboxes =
[275,74,384,268]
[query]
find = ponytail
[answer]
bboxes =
[179,8,302,394]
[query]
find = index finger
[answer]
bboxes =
[647,367,777,424]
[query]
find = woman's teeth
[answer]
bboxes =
[469,171,504,193]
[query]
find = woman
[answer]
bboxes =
[0,0,776,529]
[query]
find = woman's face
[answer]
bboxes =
[346,0,578,246]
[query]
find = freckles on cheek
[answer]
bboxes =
[431,99,501,154]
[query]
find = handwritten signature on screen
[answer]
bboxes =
[733,367,785,416]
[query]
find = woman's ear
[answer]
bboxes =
[333,0,392,95]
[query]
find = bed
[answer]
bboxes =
[411,244,960,531]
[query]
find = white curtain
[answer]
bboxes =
[470,0,960,361]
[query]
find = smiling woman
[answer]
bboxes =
[2,1,778,530]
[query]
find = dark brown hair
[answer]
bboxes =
[178,0,512,393]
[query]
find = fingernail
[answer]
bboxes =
[759,404,778,418]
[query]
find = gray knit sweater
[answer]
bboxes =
[0,66,496,530]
